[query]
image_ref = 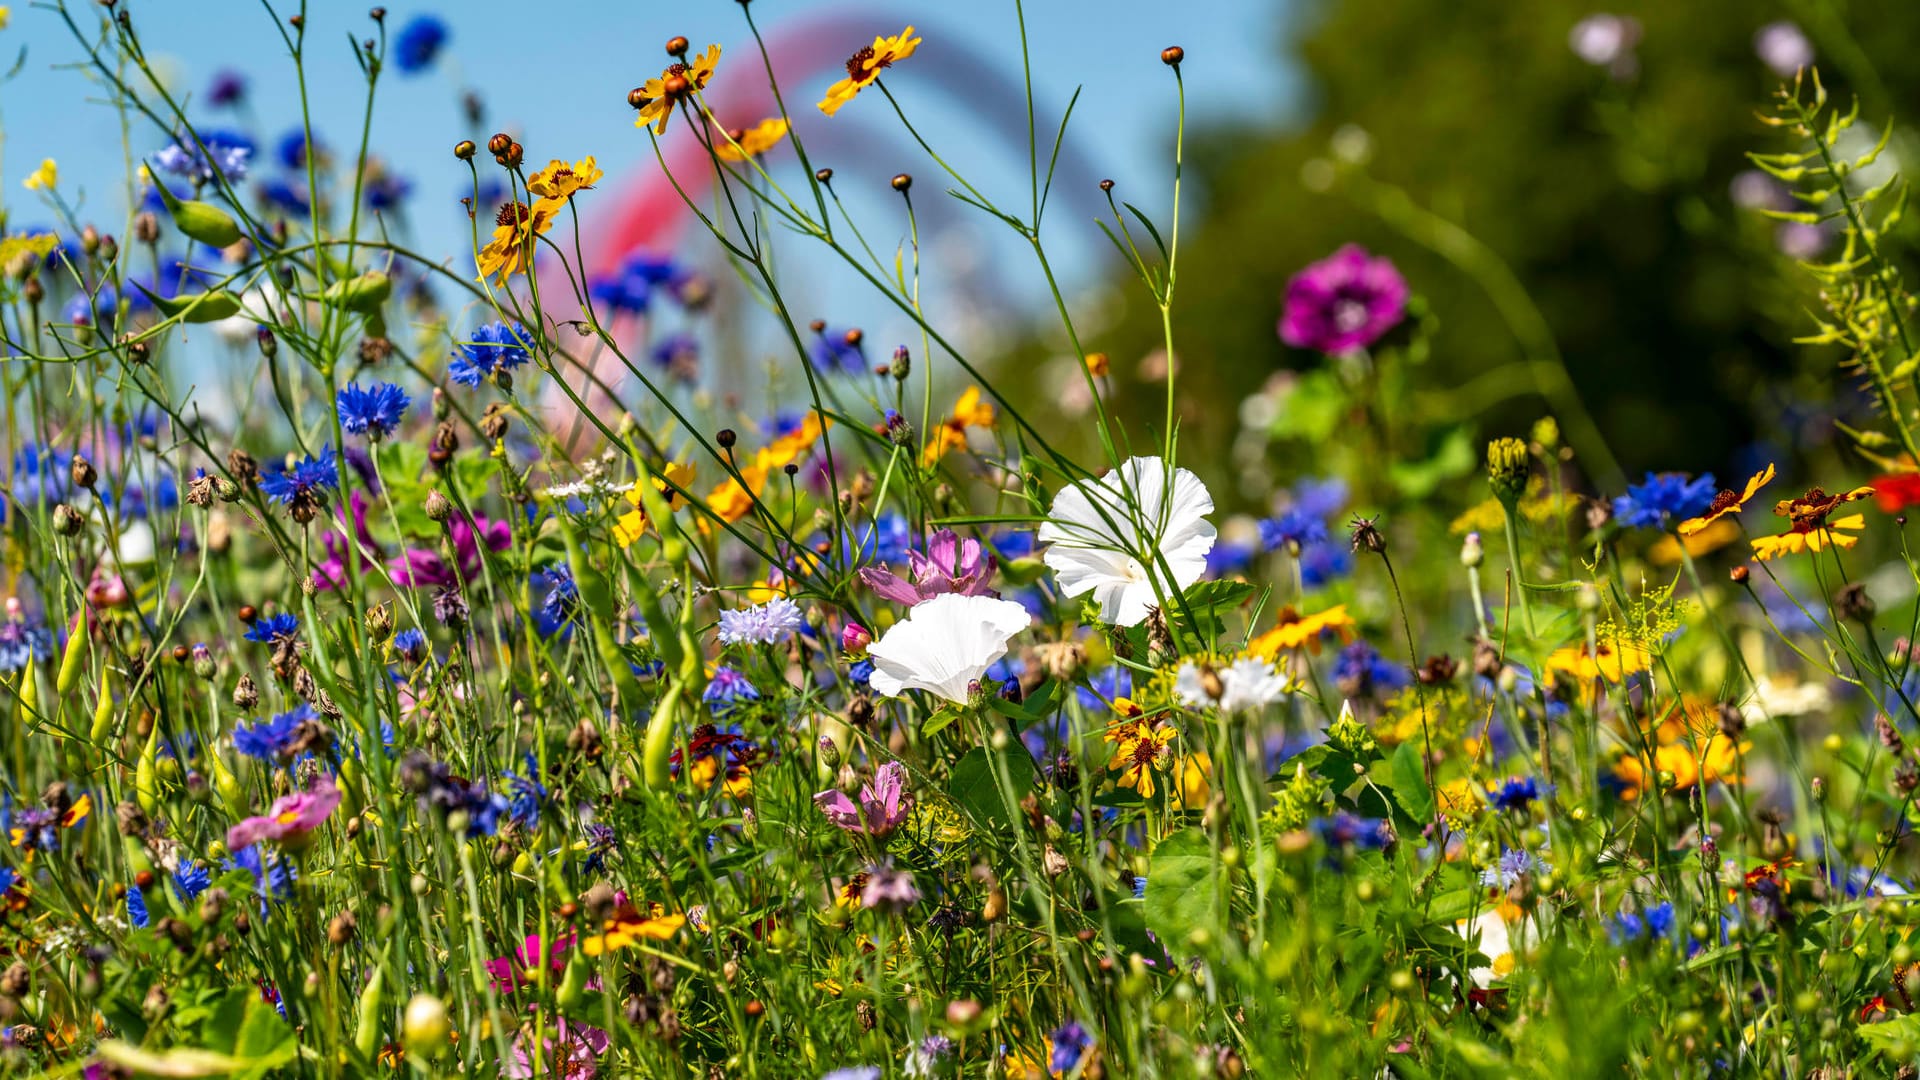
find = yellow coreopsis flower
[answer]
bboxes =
[1678,463,1775,537]
[819,27,921,116]
[0,8,12,30]
[613,461,697,547]
[476,197,563,283]
[22,158,56,192]
[1246,604,1356,658]
[1750,484,1874,561]
[922,386,996,465]
[1544,640,1652,686]
[1106,718,1177,799]
[579,904,687,956]
[526,156,603,200]
[716,117,790,162]
[1650,517,1741,564]
[633,45,721,135]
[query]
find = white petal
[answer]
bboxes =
[1038,456,1215,626]
[865,594,1030,703]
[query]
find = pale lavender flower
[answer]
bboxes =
[815,761,912,838]
[1569,14,1641,78]
[1754,21,1813,78]
[716,597,806,646]
[861,863,920,911]
[1480,848,1551,890]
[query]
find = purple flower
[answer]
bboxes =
[860,862,920,911]
[716,597,806,646]
[227,774,342,851]
[1479,848,1551,890]
[1754,21,1813,78]
[207,70,248,108]
[1050,1021,1093,1075]
[702,666,759,715]
[153,129,254,184]
[1278,244,1408,354]
[336,382,411,439]
[388,512,512,589]
[858,529,998,605]
[0,611,52,672]
[815,761,912,838]
[450,322,532,386]
[809,326,865,373]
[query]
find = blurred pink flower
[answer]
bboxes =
[858,528,997,604]
[226,774,341,851]
[388,512,512,589]
[1278,244,1408,354]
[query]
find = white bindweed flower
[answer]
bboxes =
[1038,456,1216,626]
[1174,654,1293,712]
[866,593,1031,703]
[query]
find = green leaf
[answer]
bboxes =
[922,706,962,738]
[1389,741,1434,823]
[1144,829,1221,949]
[948,746,1036,830]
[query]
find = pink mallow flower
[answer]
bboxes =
[226,774,342,851]
[857,529,997,605]
[507,1017,610,1080]
[1278,244,1408,355]
[814,761,913,838]
[388,511,512,590]
[486,933,599,995]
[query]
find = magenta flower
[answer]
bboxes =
[226,774,342,851]
[1278,244,1408,354]
[814,761,912,838]
[312,491,382,591]
[857,529,997,605]
[388,512,512,589]
[507,1017,610,1079]
[486,933,594,994]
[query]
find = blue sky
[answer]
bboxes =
[1,1,1302,400]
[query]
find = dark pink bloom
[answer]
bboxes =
[486,933,590,994]
[841,621,871,653]
[507,1017,610,1079]
[858,529,997,605]
[312,491,383,591]
[388,512,513,589]
[1278,244,1408,354]
[227,774,341,851]
[814,760,912,837]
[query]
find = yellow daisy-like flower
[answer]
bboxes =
[1246,604,1356,659]
[818,26,921,116]
[1437,778,1482,828]
[1649,517,1741,564]
[526,156,603,201]
[633,45,721,136]
[1750,484,1874,561]
[699,412,833,527]
[22,158,56,192]
[1544,640,1652,686]
[580,904,687,956]
[613,461,698,547]
[922,386,997,465]
[476,197,563,283]
[1678,463,1775,537]
[1106,717,1176,799]
[716,117,791,162]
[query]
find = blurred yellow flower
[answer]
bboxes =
[716,117,790,162]
[1247,604,1355,658]
[819,27,921,116]
[700,412,831,527]
[526,156,603,200]
[1544,640,1651,686]
[1751,514,1866,560]
[579,905,686,956]
[612,461,697,546]
[1106,717,1176,799]
[22,158,56,191]
[922,386,996,465]
[0,8,11,30]
[1649,517,1741,564]
[633,45,720,135]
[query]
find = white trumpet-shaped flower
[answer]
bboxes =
[866,593,1032,703]
[1038,456,1216,626]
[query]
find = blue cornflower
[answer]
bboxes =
[1311,811,1394,850]
[588,253,678,314]
[1612,471,1716,531]
[1131,875,1147,900]
[1298,540,1352,587]
[533,564,578,636]
[172,863,213,902]
[224,845,297,910]
[650,332,699,376]
[1490,776,1545,812]
[0,867,15,897]
[153,129,254,184]
[1480,848,1551,890]
[703,666,760,715]
[126,884,150,928]
[1049,1021,1092,1075]
[1334,640,1410,695]
[809,327,865,373]
[393,14,450,74]
[1075,666,1132,711]
[116,474,180,520]
[244,613,301,644]
[1608,901,1676,945]
[450,322,532,386]
[1260,507,1329,552]
[234,704,315,761]
[257,177,311,217]
[583,822,617,872]
[392,628,428,664]
[207,69,248,107]
[848,658,874,686]
[10,443,74,507]
[276,128,322,170]
[363,169,413,211]
[336,382,411,439]
[717,597,805,646]
[503,753,546,830]
[258,447,339,509]
[1205,540,1257,578]
[0,615,52,673]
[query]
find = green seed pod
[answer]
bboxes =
[56,625,89,696]
[148,174,244,248]
[135,724,161,817]
[132,283,245,324]
[322,270,392,314]
[555,951,590,1009]
[643,682,683,791]
[354,966,385,1061]
[89,676,117,748]
[209,748,247,819]
[16,660,36,718]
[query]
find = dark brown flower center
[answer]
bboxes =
[846,45,880,79]
[495,201,530,228]
[1705,489,1742,515]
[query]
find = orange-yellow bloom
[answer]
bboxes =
[1247,605,1356,658]
[819,27,921,116]
[580,904,687,956]
[1544,640,1652,686]
[476,198,563,283]
[1650,517,1741,564]
[633,45,721,135]
[922,386,996,465]
[716,118,790,162]
[700,412,833,526]
[1678,463,1775,537]
[1750,515,1867,560]
[526,156,603,200]
[613,462,697,546]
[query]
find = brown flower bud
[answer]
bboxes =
[665,35,689,57]
[487,133,513,156]
[891,173,912,192]
[814,167,833,183]
[71,455,97,490]
[1161,45,1185,66]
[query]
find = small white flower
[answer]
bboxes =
[866,593,1031,703]
[1038,456,1216,627]
[1173,654,1293,712]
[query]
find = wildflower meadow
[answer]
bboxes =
[5,1,1920,1077]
